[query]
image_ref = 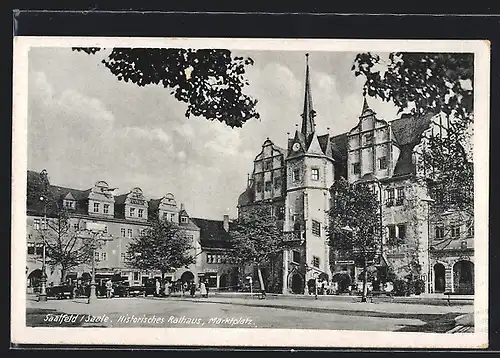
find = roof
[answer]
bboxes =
[114,193,128,205]
[237,186,254,207]
[330,133,348,161]
[190,218,233,249]
[390,113,434,147]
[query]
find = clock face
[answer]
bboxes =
[293,143,301,151]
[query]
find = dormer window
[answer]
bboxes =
[138,209,143,218]
[103,204,109,214]
[129,207,135,217]
[181,216,188,224]
[63,200,75,209]
[93,202,100,213]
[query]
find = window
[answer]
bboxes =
[265,181,272,192]
[207,253,213,264]
[256,182,263,192]
[127,228,133,238]
[73,223,79,230]
[121,228,126,237]
[264,159,272,170]
[363,133,373,145]
[181,216,188,223]
[100,252,107,261]
[461,240,468,249]
[451,225,461,238]
[388,225,396,239]
[170,213,176,222]
[33,218,40,230]
[103,204,109,214]
[130,207,135,217]
[312,220,321,236]
[95,252,100,261]
[275,206,285,220]
[386,188,395,206]
[64,200,75,209]
[103,225,108,233]
[397,224,406,240]
[292,250,301,263]
[396,187,405,205]
[133,272,140,281]
[378,156,388,170]
[313,256,320,268]
[93,202,100,213]
[435,226,445,239]
[35,243,43,255]
[274,177,281,189]
[121,253,127,262]
[217,255,222,264]
[352,162,361,175]
[467,223,474,237]
[27,242,35,255]
[138,209,143,218]
[311,168,320,181]
[293,169,300,182]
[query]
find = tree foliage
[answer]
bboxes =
[327,178,381,258]
[27,170,54,211]
[125,216,195,275]
[352,53,474,214]
[229,202,284,267]
[73,47,259,128]
[327,178,381,300]
[37,208,94,284]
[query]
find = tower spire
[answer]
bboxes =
[301,53,316,138]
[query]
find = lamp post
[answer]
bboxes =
[79,222,109,304]
[421,197,435,294]
[38,170,49,302]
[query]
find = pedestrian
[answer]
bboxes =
[200,281,207,298]
[105,279,113,299]
[190,281,196,297]
[155,279,161,297]
[164,281,171,296]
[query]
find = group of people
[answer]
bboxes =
[155,279,209,298]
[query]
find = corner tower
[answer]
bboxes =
[282,54,335,294]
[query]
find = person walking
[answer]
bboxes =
[190,281,196,297]
[105,279,113,299]
[200,281,207,298]
[155,279,161,297]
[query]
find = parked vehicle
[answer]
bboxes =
[46,284,75,299]
[112,281,130,297]
[143,278,157,297]
[128,284,145,297]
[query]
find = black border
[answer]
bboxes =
[8,9,500,353]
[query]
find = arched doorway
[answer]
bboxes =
[219,273,228,290]
[291,273,304,294]
[180,271,194,283]
[28,269,42,288]
[434,263,446,293]
[332,272,352,293]
[453,260,474,294]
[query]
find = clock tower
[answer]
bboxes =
[282,54,335,294]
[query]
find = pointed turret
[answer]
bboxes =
[300,53,316,140]
[360,96,376,117]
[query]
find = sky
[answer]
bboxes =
[27,47,400,220]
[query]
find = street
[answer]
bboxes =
[25,294,474,332]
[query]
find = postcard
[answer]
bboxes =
[11,36,489,348]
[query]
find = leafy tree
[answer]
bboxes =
[38,209,94,284]
[352,53,474,215]
[27,170,94,284]
[327,177,381,302]
[125,216,196,290]
[73,47,259,127]
[229,202,284,295]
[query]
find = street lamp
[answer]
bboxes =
[78,222,111,304]
[38,170,49,302]
[421,197,435,294]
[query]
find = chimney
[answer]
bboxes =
[223,214,229,232]
[180,203,185,211]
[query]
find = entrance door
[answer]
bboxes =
[453,261,474,294]
[291,273,303,294]
[434,263,446,293]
